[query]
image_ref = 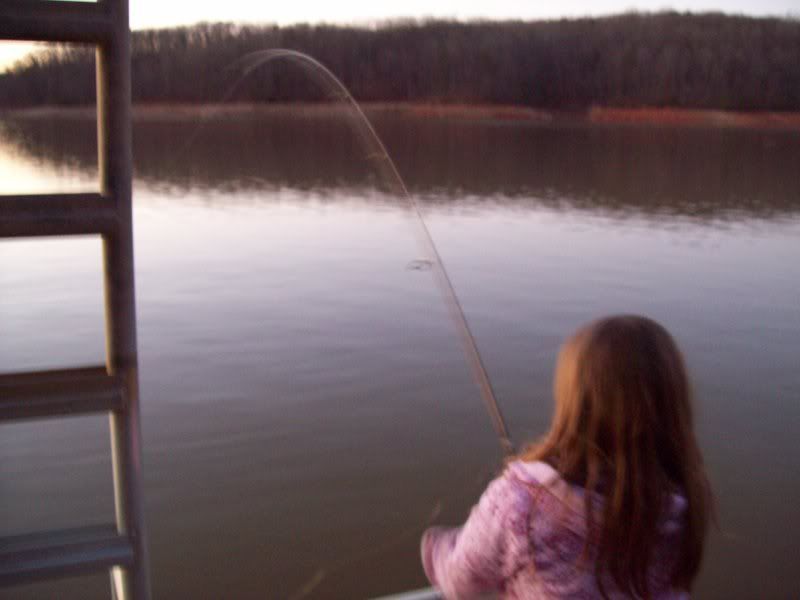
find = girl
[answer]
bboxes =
[421,315,712,599]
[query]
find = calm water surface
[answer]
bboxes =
[1,112,799,599]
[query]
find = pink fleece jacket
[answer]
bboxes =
[421,460,689,599]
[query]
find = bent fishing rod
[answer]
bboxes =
[226,49,516,456]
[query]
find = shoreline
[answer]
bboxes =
[3,102,800,130]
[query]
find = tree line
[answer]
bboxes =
[1,12,799,110]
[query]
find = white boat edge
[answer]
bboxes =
[374,587,441,600]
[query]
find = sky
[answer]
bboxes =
[1,0,798,71]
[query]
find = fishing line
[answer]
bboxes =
[226,49,515,457]
[175,50,514,598]
[286,461,497,600]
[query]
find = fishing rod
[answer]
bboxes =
[214,50,516,600]
[229,49,516,457]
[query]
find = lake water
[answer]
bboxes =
[1,111,799,599]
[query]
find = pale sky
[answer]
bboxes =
[1,0,798,71]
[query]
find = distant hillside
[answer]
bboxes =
[1,13,799,110]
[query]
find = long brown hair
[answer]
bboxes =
[521,315,712,597]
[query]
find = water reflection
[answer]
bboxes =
[2,110,799,221]
[1,112,799,599]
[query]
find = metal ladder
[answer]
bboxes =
[0,1,151,598]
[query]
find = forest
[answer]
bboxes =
[1,12,799,111]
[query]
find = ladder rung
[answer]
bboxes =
[0,193,117,239]
[0,524,134,586]
[0,0,112,44]
[0,366,124,421]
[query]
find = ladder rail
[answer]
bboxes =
[98,0,151,598]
